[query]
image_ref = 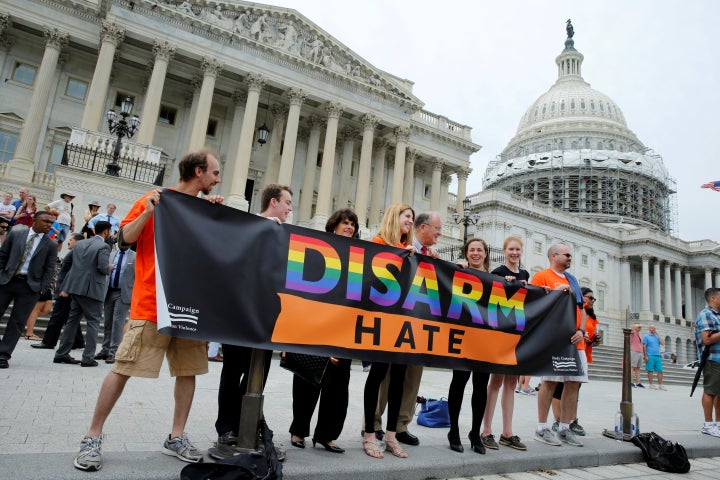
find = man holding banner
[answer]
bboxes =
[73,150,223,472]
[531,243,588,448]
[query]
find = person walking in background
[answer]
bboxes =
[362,204,416,460]
[643,323,666,390]
[0,211,57,368]
[481,236,531,452]
[630,323,645,388]
[31,233,85,350]
[695,288,720,437]
[52,221,112,367]
[47,192,75,253]
[289,209,359,454]
[447,238,492,455]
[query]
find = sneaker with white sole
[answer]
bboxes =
[534,428,561,446]
[569,419,586,436]
[558,428,583,447]
[649,384,657,390]
[74,435,103,471]
[658,385,667,391]
[701,424,720,438]
[162,433,203,463]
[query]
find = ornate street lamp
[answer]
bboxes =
[257,89,271,146]
[452,197,480,253]
[106,96,140,176]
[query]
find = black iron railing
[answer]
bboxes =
[435,244,505,264]
[61,142,165,186]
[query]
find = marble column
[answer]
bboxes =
[663,262,673,318]
[673,266,682,319]
[641,256,651,313]
[620,257,631,312]
[715,271,720,289]
[298,116,324,223]
[0,14,11,74]
[277,88,306,186]
[80,21,125,131]
[705,267,714,291]
[136,40,176,145]
[187,57,223,151]
[6,27,67,182]
[175,76,202,175]
[355,114,377,228]
[313,102,343,229]
[456,167,469,214]
[337,127,357,209]
[262,104,287,189]
[402,149,417,205]
[653,260,661,314]
[368,138,388,228]
[684,268,693,320]
[390,127,410,205]
[430,159,443,211]
[440,173,451,220]
[220,91,246,198]
[225,74,265,211]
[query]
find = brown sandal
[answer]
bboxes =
[362,439,384,459]
[384,438,408,458]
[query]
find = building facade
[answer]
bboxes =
[0,0,479,237]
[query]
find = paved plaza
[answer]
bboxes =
[0,340,717,480]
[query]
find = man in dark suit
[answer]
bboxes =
[95,248,135,364]
[30,233,85,349]
[0,211,57,368]
[53,221,111,366]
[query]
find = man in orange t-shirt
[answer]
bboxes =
[530,243,588,448]
[73,150,223,472]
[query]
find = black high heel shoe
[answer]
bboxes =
[447,431,464,453]
[312,438,345,453]
[290,436,305,448]
[468,432,486,454]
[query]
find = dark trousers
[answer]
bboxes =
[40,295,84,348]
[55,295,103,362]
[290,358,351,441]
[363,362,406,433]
[0,277,40,360]
[448,369,490,436]
[215,344,272,436]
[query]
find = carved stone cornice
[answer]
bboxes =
[325,101,343,119]
[57,53,68,69]
[641,255,651,262]
[361,114,378,131]
[190,75,202,90]
[341,126,357,142]
[394,126,411,144]
[441,173,452,184]
[270,103,288,120]
[100,21,125,47]
[231,90,247,105]
[246,73,265,92]
[200,57,223,78]
[456,167,471,181]
[432,159,444,172]
[43,27,68,50]
[414,164,425,176]
[296,128,309,141]
[406,149,419,162]
[0,35,14,53]
[0,13,10,36]
[373,137,388,150]
[307,115,324,130]
[152,40,176,62]
[286,87,307,106]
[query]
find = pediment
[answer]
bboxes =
[146,0,422,106]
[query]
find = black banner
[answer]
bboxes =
[155,190,581,375]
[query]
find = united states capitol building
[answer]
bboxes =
[0,1,718,359]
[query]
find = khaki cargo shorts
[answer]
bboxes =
[112,319,208,378]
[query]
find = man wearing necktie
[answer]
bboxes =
[95,247,136,364]
[372,211,443,446]
[0,211,58,368]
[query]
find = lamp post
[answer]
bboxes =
[106,96,140,176]
[452,197,480,254]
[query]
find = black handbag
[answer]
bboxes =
[279,352,329,386]
[631,432,690,474]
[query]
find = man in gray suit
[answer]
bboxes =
[53,221,112,366]
[95,248,135,364]
[0,210,57,368]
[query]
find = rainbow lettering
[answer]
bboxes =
[369,251,403,306]
[487,281,526,331]
[401,261,442,316]
[446,270,485,324]
[347,246,364,301]
[285,234,341,294]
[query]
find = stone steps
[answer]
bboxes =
[588,344,696,386]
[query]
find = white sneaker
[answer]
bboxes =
[658,385,667,391]
[649,384,657,390]
[701,424,720,438]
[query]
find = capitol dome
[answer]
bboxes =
[483,21,676,233]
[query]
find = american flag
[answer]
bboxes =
[701,181,720,192]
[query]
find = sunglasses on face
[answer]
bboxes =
[584,295,596,301]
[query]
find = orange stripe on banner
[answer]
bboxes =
[271,293,519,365]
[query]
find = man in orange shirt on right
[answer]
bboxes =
[531,243,588,448]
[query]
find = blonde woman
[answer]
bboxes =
[14,194,38,227]
[362,204,415,459]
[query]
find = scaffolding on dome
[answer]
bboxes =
[483,148,677,234]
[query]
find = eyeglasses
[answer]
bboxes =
[423,223,442,232]
[585,295,596,301]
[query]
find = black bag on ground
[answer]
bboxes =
[631,431,690,474]
[180,420,282,480]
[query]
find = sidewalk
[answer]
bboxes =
[0,340,717,479]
